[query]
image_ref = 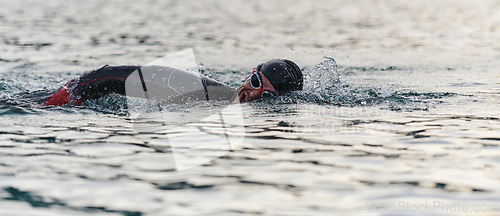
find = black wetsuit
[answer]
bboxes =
[43,65,234,106]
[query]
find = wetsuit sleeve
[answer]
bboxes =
[45,65,138,106]
[73,65,139,99]
[201,76,236,101]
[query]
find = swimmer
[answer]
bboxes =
[39,59,302,106]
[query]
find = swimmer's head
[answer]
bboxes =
[236,59,302,103]
[256,59,303,94]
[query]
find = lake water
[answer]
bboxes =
[1,0,500,215]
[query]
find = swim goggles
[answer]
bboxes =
[250,68,276,98]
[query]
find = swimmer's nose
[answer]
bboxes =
[248,90,262,101]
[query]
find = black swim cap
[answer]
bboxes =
[256,59,303,95]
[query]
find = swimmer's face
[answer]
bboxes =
[236,72,278,103]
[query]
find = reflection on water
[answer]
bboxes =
[1,0,500,215]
